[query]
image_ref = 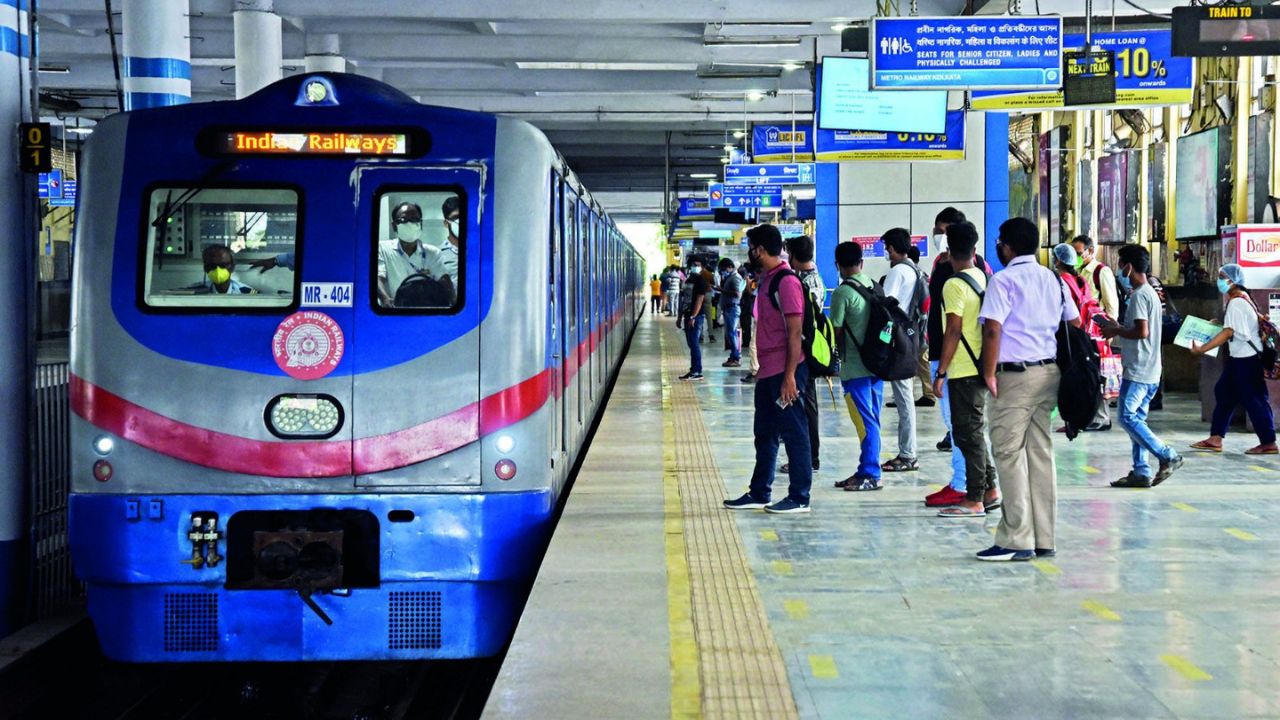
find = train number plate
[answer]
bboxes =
[301,283,353,307]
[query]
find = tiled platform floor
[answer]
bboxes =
[487,314,1280,719]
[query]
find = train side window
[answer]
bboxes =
[141,186,299,309]
[372,188,463,312]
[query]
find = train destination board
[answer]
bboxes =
[1062,50,1116,106]
[870,16,1063,90]
[200,128,429,156]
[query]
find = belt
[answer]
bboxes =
[995,358,1056,373]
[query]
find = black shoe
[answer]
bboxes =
[914,396,936,407]
[740,374,755,384]
[936,432,952,452]
[678,372,704,381]
[724,493,769,510]
[1110,473,1152,488]
[779,461,819,474]
[1035,548,1056,557]
[844,477,883,491]
[1154,455,1184,486]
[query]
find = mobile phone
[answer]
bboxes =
[775,397,792,409]
[1092,313,1112,326]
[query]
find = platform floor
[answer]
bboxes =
[485,314,1280,720]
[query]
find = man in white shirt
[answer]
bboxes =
[879,228,926,472]
[436,196,462,282]
[377,202,444,307]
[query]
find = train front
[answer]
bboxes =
[67,75,557,661]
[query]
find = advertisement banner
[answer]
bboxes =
[815,110,966,162]
[871,16,1063,90]
[846,234,928,259]
[752,124,815,162]
[972,30,1193,110]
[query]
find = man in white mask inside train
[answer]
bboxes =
[377,201,448,307]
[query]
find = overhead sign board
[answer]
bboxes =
[1173,5,1280,57]
[815,110,966,162]
[723,162,816,185]
[752,125,814,162]
[709,182,783,209]
[677,197,713,218]
[972,30,1192,110]
[1062,50,1116,106]
[870,16,1063,90]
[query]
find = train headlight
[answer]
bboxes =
[265,394,344,439]
[495,435,516,454]
[93,435,114,456]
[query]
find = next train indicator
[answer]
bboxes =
[198,127,429,157]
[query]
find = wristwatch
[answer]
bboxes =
[935,370,947,379]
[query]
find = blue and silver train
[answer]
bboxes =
[68,73,644,661]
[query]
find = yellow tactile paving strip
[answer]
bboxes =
[660,326,799,720]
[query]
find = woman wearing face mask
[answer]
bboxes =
[1190,264,1278,454]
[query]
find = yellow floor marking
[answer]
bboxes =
[759,530,779,542]
[1250,465,1274,473]
[770,560,793,575]
[784,599,809,620]
[1172,502,1198,513]
[987,526,997,535]
[1081,600,1121,621]
[659,335,701,720]
[808,655,839,679]
[1225,528,1259,542]
[927,484,943,492]
[1083,465,1101,475]
[1160,654,1214,681]
[1030,560,1062,576]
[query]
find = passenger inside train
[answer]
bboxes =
[375,191,461,309]
[195,244,256,295]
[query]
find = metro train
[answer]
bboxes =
[68,73,645,661]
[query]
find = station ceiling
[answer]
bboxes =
[38,0,1186,221]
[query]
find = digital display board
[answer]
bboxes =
[1062,50,1116,106]
[870,16,1062,90]
[818,57,947,134]
[1173,5,1280,57]
[198,128,429,157]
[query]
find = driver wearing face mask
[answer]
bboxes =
[433,196,461,283]
[377,201,444,307]
[195,244,257,294]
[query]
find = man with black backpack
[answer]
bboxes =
[723,224,812,514]
[879,229,927,473]
[976,218,1081,562]
[828,241,885,492]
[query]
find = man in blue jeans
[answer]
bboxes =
[717,258,744,367]
[679,260,709,382]
[1101,245,1184,488]
[724,224,812,514]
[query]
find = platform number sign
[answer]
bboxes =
[19,123,52,174]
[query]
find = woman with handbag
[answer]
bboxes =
[1190,263,1278,454]
[1053,243,1113,431]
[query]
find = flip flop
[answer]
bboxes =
[1245,445,1279,455]
[1189,440,1223,453]
[983,499,1003,512]
[938,505,986,518]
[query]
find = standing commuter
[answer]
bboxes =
[724,224,812,514]
[679,260,709,381]
[829,241,884,491]
[976,218,1080,561]
[1053,243,1111,431]
[650,275,662,314]
[1190,264,1278,454]
[718,258,745,367]
[931,222,1000,517]
[740,267,759,384]
[665,268,681,316]
[701,263,717,344]
[879,228,925,473]
[1072,234,1120,321]
[1100,245,1184,487]
[782,235,825,473]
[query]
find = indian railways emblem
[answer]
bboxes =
[272,311,345,380]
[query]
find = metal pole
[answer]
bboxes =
[790,93,797,163]
[1085,0,1093,48]
[663,131,671,229]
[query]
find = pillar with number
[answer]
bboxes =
[0,0,33,638]
[122,0,192,110]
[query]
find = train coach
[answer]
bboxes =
[67,73,644,661]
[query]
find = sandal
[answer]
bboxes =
[938,505,986,518]
[1189,440,1223,453]
[835,475,862,489]
[983,498,1003,512]
[1245,444,1279,455]
[881,456,919,472]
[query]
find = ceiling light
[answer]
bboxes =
[690,173,717,179]
[782,62,803,71]
[515,61,699,71]
[733,130,746,139]
[704,36,803,47]
[723,143,735,151]
[38,65,70,74]
[66,127,93,135]
[720,157,731,164]
[831,23,850,32]
[746,90,766,102]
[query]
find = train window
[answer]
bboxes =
[372,189,463,312]
[141,187,299,309]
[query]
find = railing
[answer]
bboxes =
[30,361,80,618]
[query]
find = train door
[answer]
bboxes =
[550,174,567,465]
[350,165,484,486]
[564,187,581,440]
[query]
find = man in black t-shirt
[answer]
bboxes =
[680,261,710,381]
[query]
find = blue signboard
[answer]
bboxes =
[678,197,713,218]
[815,110,966,162]
[709,182,784,209]
[51,179,76,207]
[752,125,814,162]
[38,169,62,199]
[723,162,816,185]
[972,30,1192,109]
[871,16,1063,90]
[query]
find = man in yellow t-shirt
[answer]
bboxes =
[931,221,1000,518]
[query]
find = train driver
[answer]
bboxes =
[195,244,258,295]
[377,201,448,307]
[433,195,461,282]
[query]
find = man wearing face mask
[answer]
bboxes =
[435,196,462,282]
[679,259,710,381]
[377,202,443,307]
[1071,235,1120,321]
[195,244,257,294]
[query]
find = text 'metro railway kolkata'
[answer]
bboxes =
[223,131,408,155]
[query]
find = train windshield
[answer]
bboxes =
[141,187,299,309]
[374,189,463,311]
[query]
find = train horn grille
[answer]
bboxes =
[163,592,219,652]
[388,591,441,650]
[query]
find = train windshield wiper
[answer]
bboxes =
[150,159,238,229]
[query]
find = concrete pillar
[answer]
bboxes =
[121,0,191,110]
[0,0,33,638]
[304,33,345,74]
[234,0,282,98]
